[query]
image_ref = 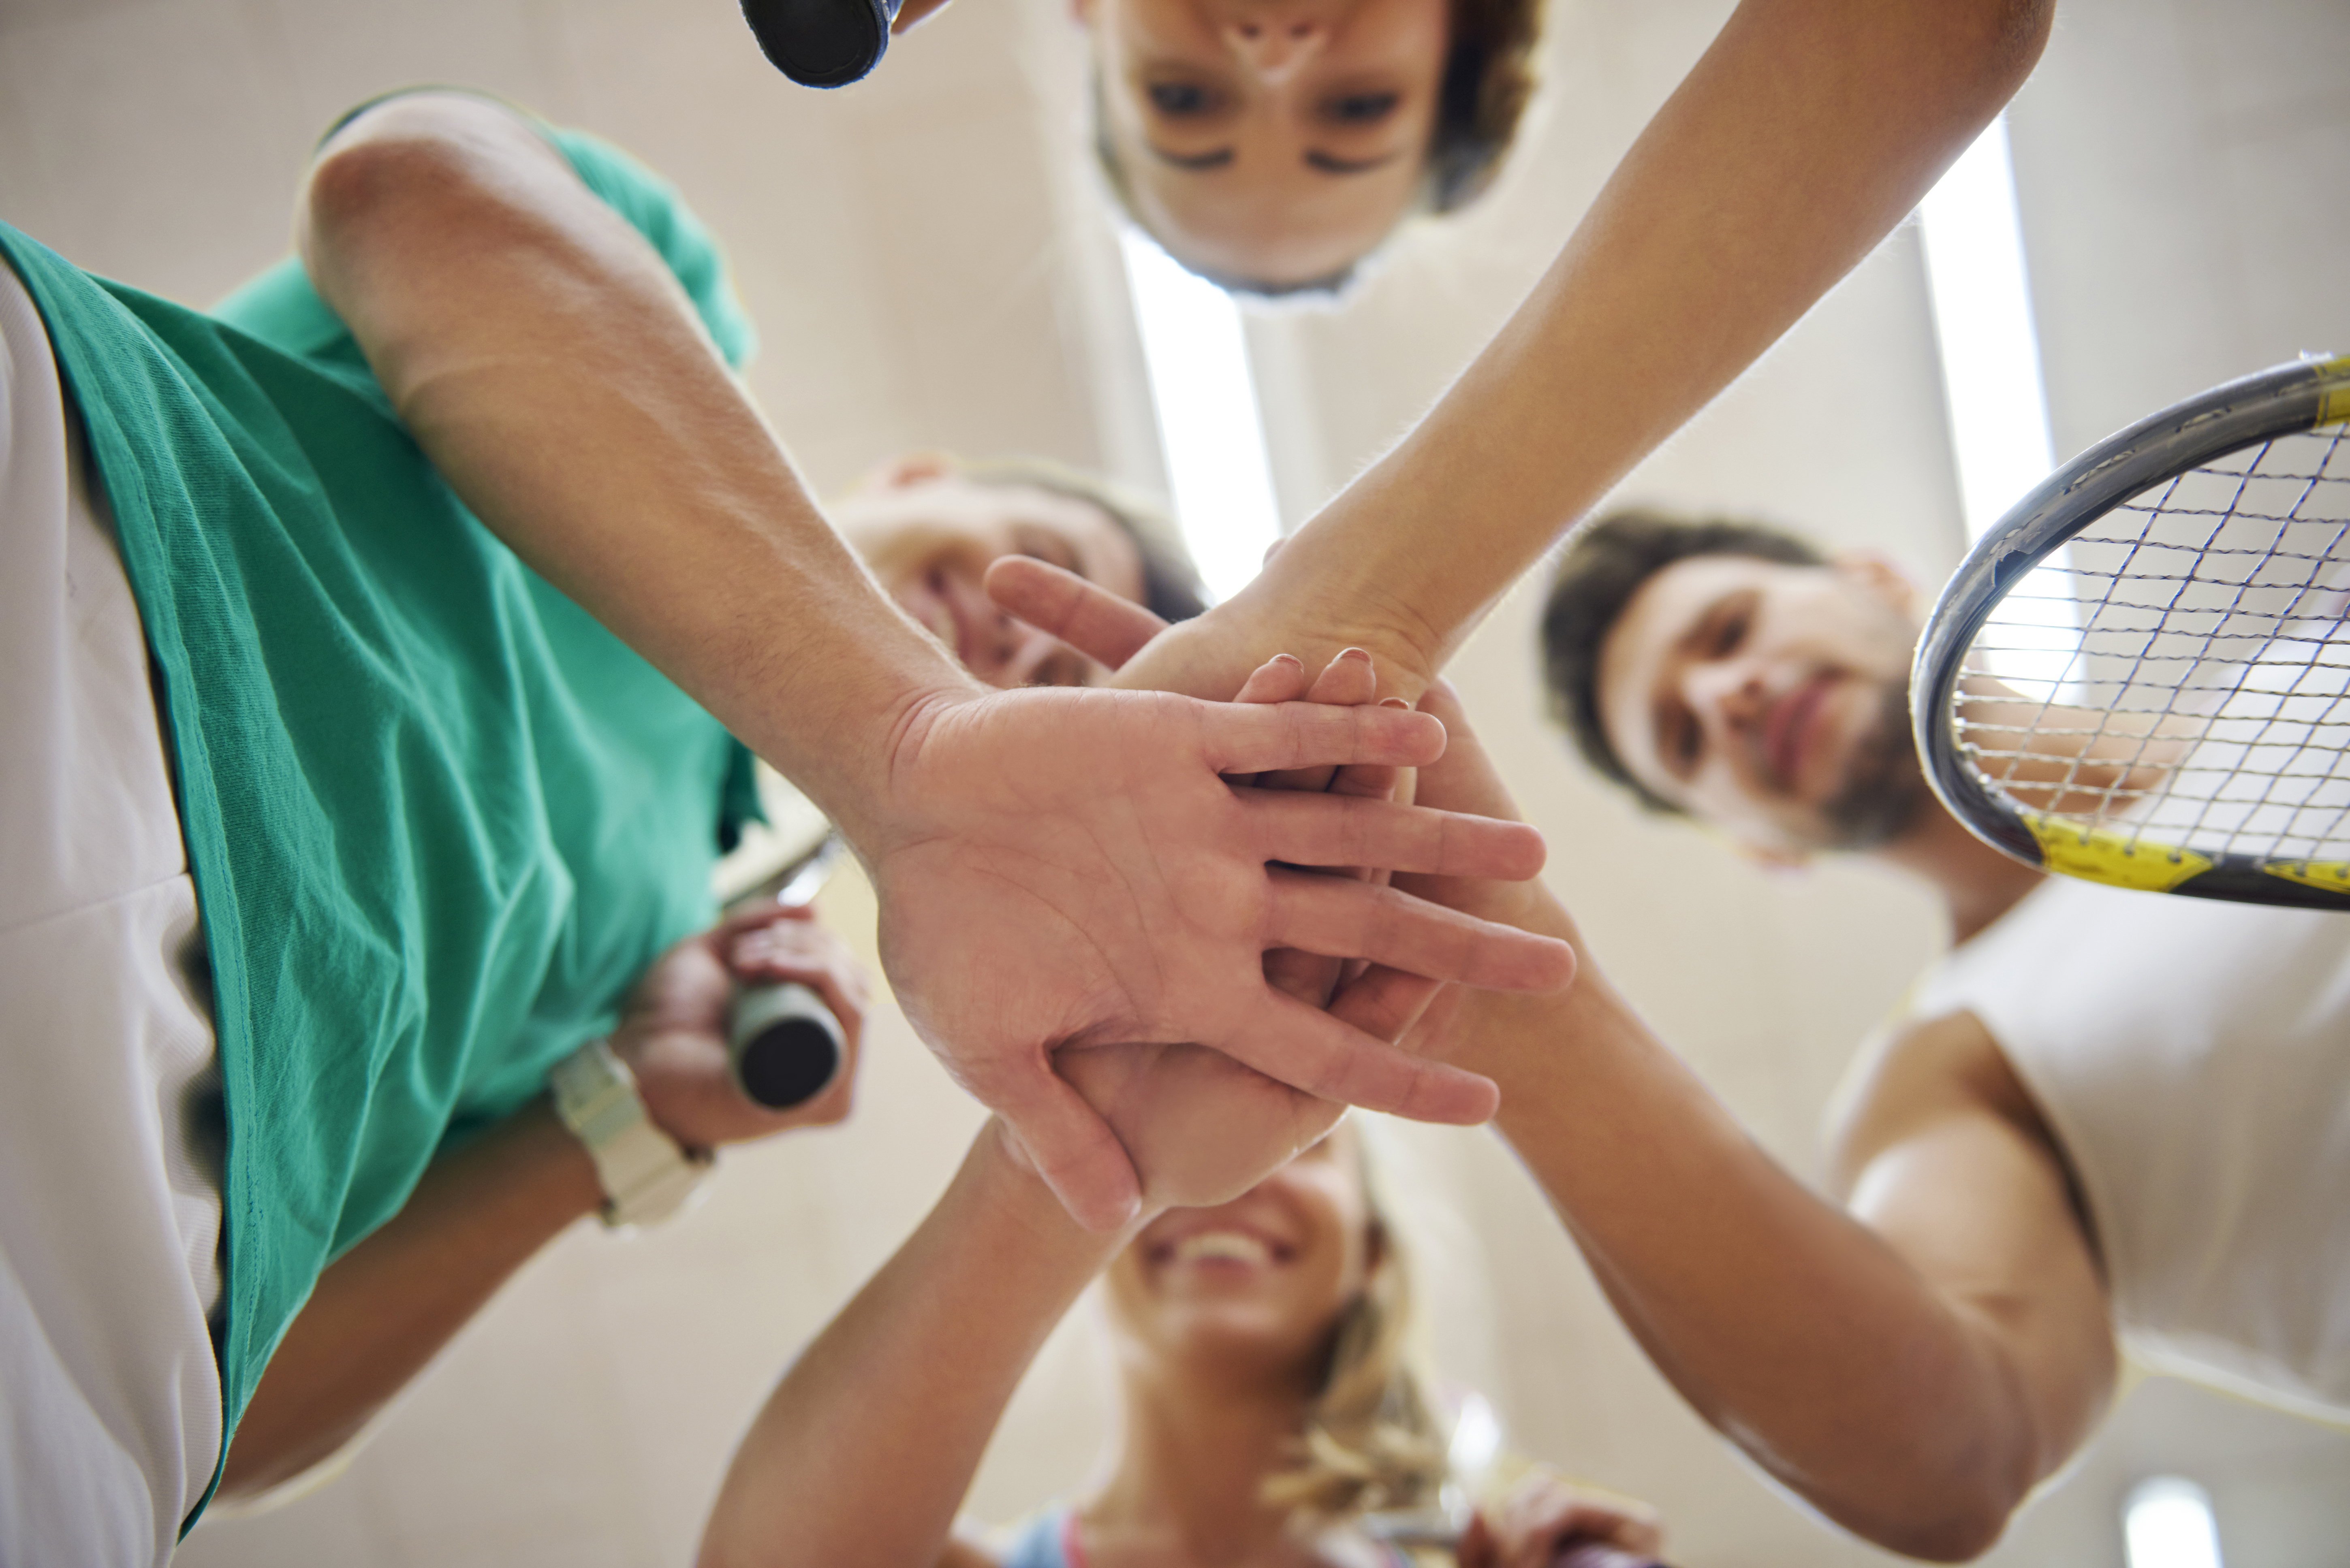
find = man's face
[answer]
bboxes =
[831,462,1147,689]
[1596,553,1929,858]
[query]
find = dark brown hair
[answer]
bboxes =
[1540,508,1826,813]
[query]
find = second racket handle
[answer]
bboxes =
[727,981,845,1110]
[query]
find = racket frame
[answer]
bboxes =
[1911,354,2350,908]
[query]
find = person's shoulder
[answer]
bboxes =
[1824,1008,2050,1197]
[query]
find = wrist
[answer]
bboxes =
[797,676,983,862]
[549,1037,715,1230]
[967,1119,1148,1265]
[1221,550,1444,702]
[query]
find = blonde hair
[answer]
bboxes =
[1258,1131,1451,1525]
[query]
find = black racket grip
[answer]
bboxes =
[727,981,845,1109]
[739,0,901,87]
[1555,1547,1663,1568]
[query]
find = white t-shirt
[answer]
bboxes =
[1909,876,2350,1421]
[0,257,226,1564]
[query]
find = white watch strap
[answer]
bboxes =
[549,1038,711,1230]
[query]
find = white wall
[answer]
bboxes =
[3,0,2344,1563]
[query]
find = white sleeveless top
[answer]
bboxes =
[1908,876,2350,1421]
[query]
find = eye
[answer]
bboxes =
[1323,90,1399,124]
[1712,609,1749,657]
[1015,530,1080,574]
[1147,81,1213,116]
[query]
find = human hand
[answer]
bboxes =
[1456,1468,1665,1568]
[983,557,1573,1050]
[863,677,1569,1230]
[609,904,866,1151]
[985,553,1438,712]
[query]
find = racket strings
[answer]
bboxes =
[1952,423,2350,865]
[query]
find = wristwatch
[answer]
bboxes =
[549,1037,713,1231]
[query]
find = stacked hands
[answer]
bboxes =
[605,559,1567,1235]
[878,552,1575,1226]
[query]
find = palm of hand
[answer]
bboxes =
[1054,1039,1346,1212]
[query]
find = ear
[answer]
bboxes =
[1830,550,1921,618]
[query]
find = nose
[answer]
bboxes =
[1683,655,1768,752]
[1222,7,1327,84]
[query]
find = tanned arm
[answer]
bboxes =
[293,91,1570,1227]
[1395,685,2116,1561]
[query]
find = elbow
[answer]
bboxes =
[1860,1501,2018,1564]
[1963,0,2056,102]
[1801,1443,2032,1562]
[299,96,534,264]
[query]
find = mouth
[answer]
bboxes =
[1763,673,1835,791]
[1149,1227,1293,1270]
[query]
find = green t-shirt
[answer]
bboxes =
[0,123,761,1509]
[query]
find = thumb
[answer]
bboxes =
[994,1063,1145,1231]
[985,555,1167,672]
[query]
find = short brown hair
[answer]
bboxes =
[1540,508,1825,813]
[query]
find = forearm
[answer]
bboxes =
[1211,0,2051,698]
[297,96,974,848]
[221,1098,601,1498]
[701,1123,1131,1568]
[1461,916,2047,1555]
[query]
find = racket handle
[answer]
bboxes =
[739,0,901,87]
[727,981,844,1109]
[1553,1547,1664,1568]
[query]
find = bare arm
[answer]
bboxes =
[700,1123,1120,1568]
[1109,0,2054,703]
[295,92,967,836]
[1391,688,2115,1561]
[295,92,1572,1227]
[220,909,866,1498]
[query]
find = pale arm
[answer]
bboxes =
[1391,689,2115,1562]
[699,1124,1121,1568]
[1113,0,2055,704]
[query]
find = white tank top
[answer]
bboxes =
[1908,877,2350,1422]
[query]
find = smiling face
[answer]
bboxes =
[1105,1121,1380,1391]
[831,458,1148,689]
[1084,0,1449,288]
[1597,553,1932,858]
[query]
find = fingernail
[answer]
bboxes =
[1338,646,1372,663]
[1380,697,1410,709]
[1271,653,1303,670]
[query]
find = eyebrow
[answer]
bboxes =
[1144,144,1404,176]
[1305,149,1403,174]
[1147,144,1234,171]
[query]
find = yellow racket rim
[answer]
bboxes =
[2021,814,2214,893]
[2264,860,2350,894]
[2318,353,2350,426]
